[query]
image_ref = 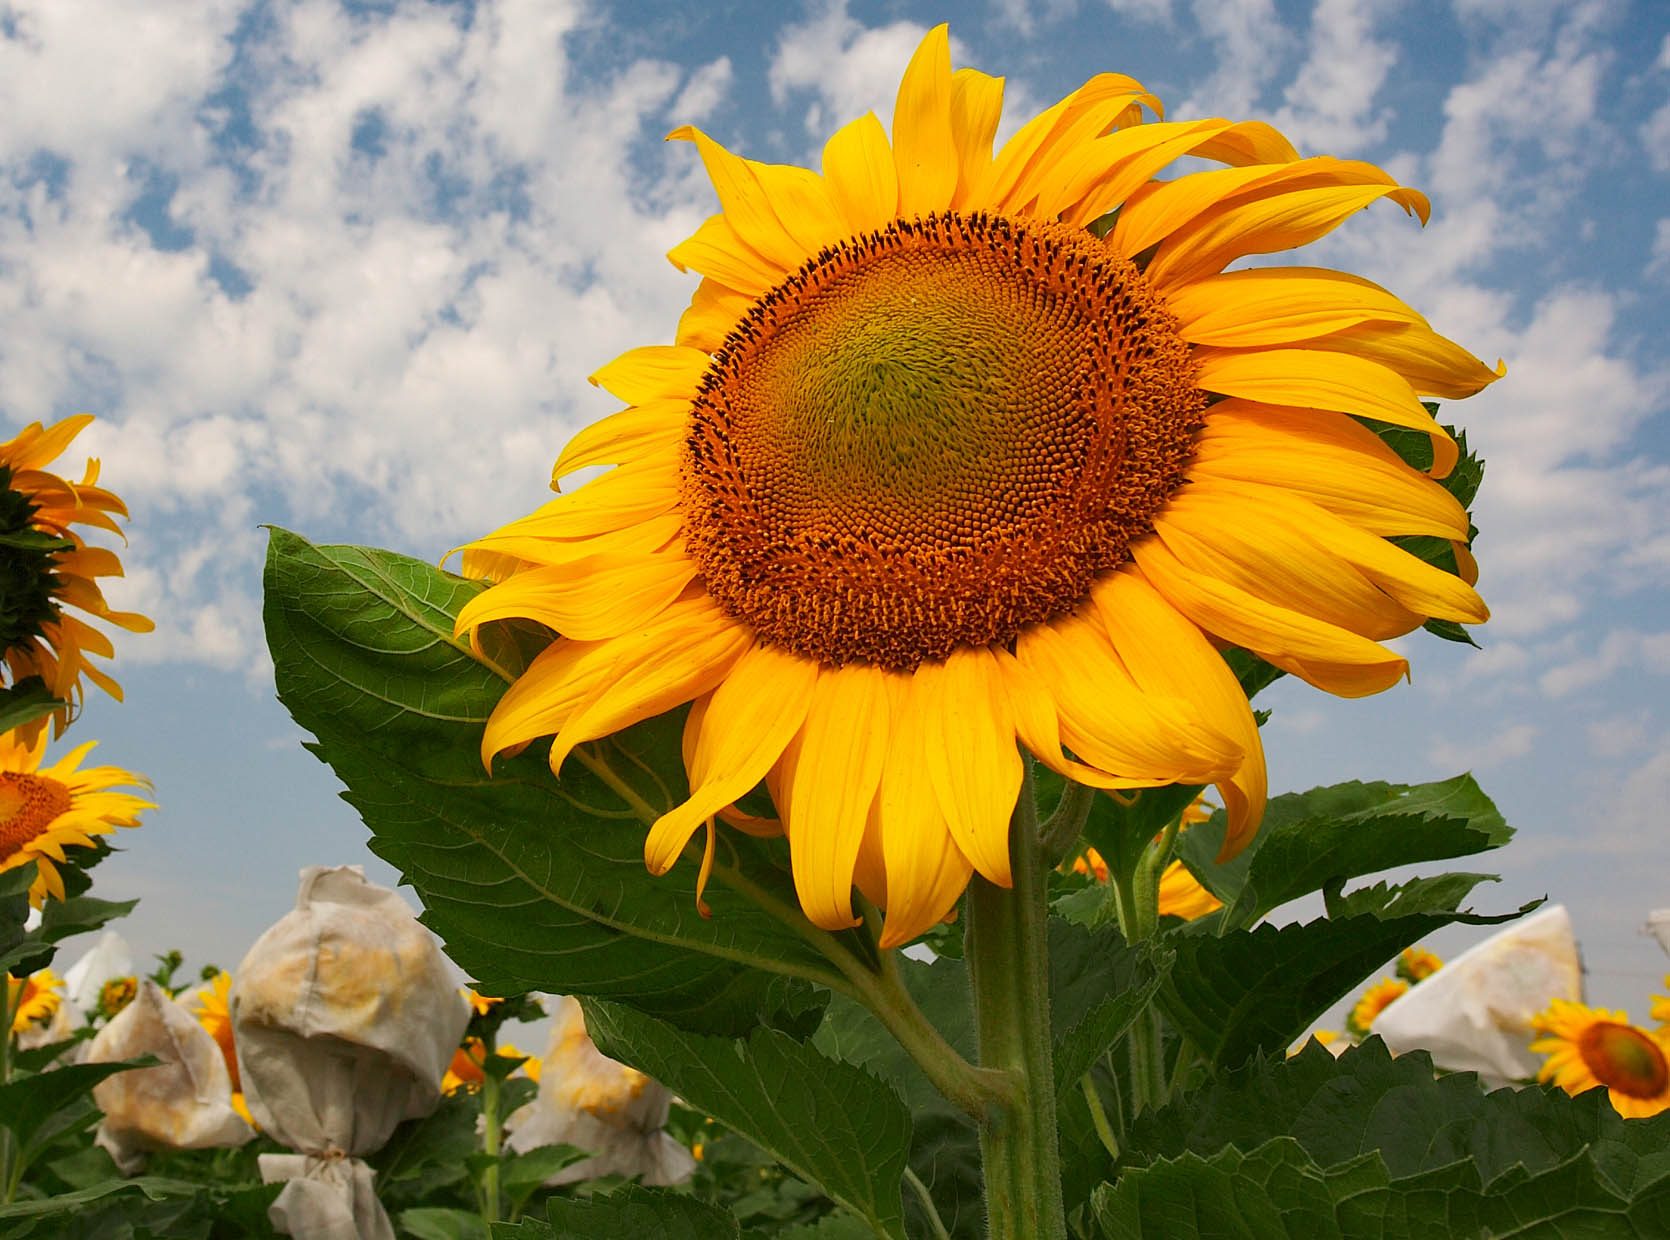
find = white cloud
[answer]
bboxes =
[1539,629,1670,698]
[1644,100,1670,173]
[1587,709,1653,759]
[1651,218,1670,281]
[1267,0,1399,154]
[1428,722,1538,771]
[1175,0,1294,119]
[768,0,930,138]
[672,57,734,123]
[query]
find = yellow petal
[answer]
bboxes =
[948,67,1004,208]
[821,112,899,235]
[744,157,850,255]
[1091,569,1266,856]
[553,399,689,481]
[1293,323,1506,399]
[676,280,755,352]
[588,346,711,406]
[669,126,810,272]
[1194,347,1459,478]
[917,647,1020,887]
[455,547,697,643]
[667,212,780,296]
[1192,401,1470,539]
[892,24,958,217]
[1131,538,1408,697]
[1185,120,1300,168]
[1167,267,1424,348]
[644,644,818,874]
[454,509,684,574]
[778,664,893,931]
[1015,613,1239,783]
[993,649,1159,791]
[1042,118,1238,226]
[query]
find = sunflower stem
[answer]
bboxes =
[1,979,13,1203]
[479,1028,502,1224]
[1039,777,1096,866]
[965,759,1067,1240]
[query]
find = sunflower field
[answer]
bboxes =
[4,21,1670,1240]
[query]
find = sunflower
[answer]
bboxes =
[1651,980,1669,1030]
[191,972,239,1092]
[1347,977,1407,1039]
[456,26,1495,948]
[1531,999,1670,1119]
[1397,945,1442,983]
[0,415,153,740]
[97,975,138,1020]
[8,966,64,1034]
[0,725,153,906]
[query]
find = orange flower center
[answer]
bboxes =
[0,771,71,863]
[681,211,1204,670]
[1578,1021,1670,1099]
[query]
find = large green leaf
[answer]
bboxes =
[1155,905,1531,1069]
[583,998,913,1240]
[1093,1136,1670,1239]
[262,528,837,1036]
[1176,775,1511,930]
[0,1061,148,1155]
[1048,918,1171,1101]
[543,1186,741,1238]
[1123,1038,1670,1185]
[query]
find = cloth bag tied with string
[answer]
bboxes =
[232,866,470,1240]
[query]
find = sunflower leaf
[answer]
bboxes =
[541,1185,741,1238]
[581,998,913,1240]
[1175,774,1511,931]
[1048,918,1172,1101]
[0,678,62,736]
[1155,906,1534,1070]
[261,527,831,1037]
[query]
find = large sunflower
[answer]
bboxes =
[1,415,153,740]
[1531,1000,1670,1119]
[457,27,1495,948]
[0,726,153,906]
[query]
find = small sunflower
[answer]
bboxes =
[191,972,239,1092]
[8,967,64,1034]
[1531,999,1670,1119]
[97,975,138,1020]
[1347,977,1408,1039]
[1,415,153,740]
[457,25,1496,948]
[0,726,153,907]
[1397,945,1442,983]
[1650,978,1669,1030]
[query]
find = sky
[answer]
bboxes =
[3,0,1669,1017]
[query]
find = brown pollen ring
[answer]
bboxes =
[679,210,1205,670]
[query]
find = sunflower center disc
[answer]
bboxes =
[680,211,1204,669]
[1579,1021,1670,1098]
[0,772,71,863]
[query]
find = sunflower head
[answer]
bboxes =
[1651,980,1670,1031]
[0,726,153,908]
[191,972,239,1091]
[0,416,153,741]
[1531,999,1670,1120]
[1347,977,1408,1039]
[457,24,1497,950]
[1397,945,1443,983]
[96,975,138,1020]
[8,966,64,1034]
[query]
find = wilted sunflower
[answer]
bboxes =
[457,26,1496,947]
[1,415,152,739]
[0,726,153,906]
[1532,999,1670,1119]
[8,966,64,1034]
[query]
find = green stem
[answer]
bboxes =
[965,760,1066,1240]
[903,1166,953,1240]
[1,976,17,1204]
[1080,1072,1120,1161]
[1039,777,1095,865]
[479,1031,502,1224]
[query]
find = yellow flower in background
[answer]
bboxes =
[1650,978,1669,1030]
[1347,977,1408,1039]
[500,1041,541,1083]
[1156,860,1222,920]
[0,415,152,739]
[1531,999,1670,1120]
[464,988,500,1016]
[191,972,239,1092]
[8,967,64,1033]
[457,24,1495,949]
[1070,847,1110,883]
[97,975,138,1020]
[1396,944,1443,983]
[0,727,152,906]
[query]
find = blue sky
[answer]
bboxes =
[3,0,1669,1014]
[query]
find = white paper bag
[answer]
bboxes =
[1373,904,1584,1088]
[234,866,469,1240]
[84,978,253,1173]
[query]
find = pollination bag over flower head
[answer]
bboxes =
[233,865,470,1240]
[505,995,695,1188]
[1373,903,1583,1088]
[84,978,254,1174]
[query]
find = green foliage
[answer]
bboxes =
[261,528,833,1038]
[582,998,913,1239]
[0,681,60,739]
[543,1184,743,1238]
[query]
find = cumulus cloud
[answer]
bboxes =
[1651,218,1670,281]
[1174,0,1294,119]
[1428,722,1539,772]
[768,0,930,139]
[1539,630,1670,698]
[1267,0,1399,154]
